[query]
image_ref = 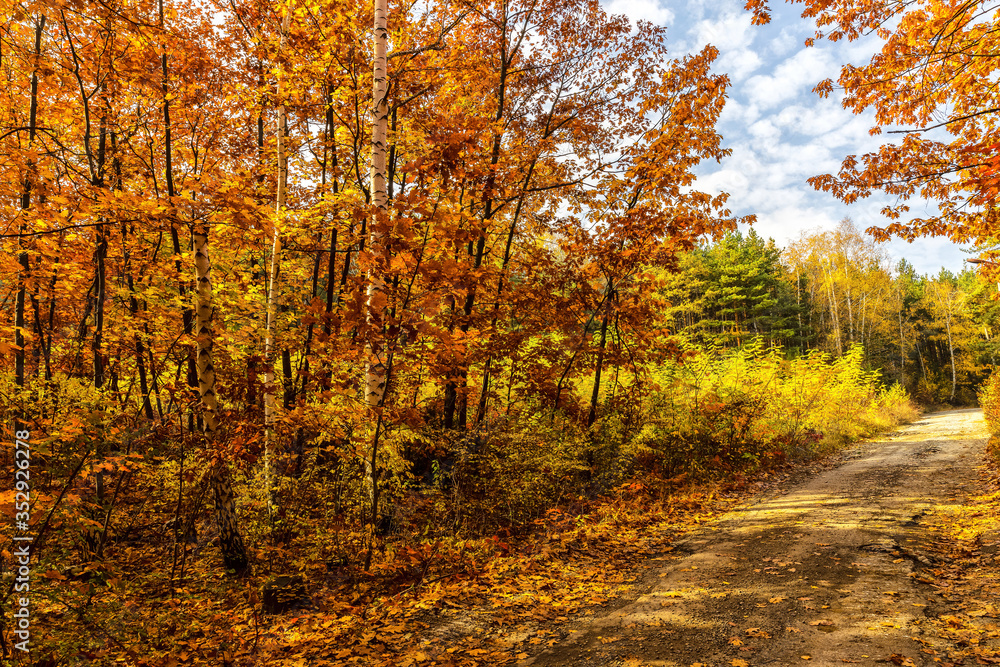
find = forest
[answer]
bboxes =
[3,0,1000,663]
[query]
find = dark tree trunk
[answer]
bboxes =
[588,310,610,428]
[14,14,46,417]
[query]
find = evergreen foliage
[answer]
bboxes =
[662,230,805,349]
[663,221,996,406]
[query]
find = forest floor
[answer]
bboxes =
[510,409,1000,667]
[90,410,1000,667]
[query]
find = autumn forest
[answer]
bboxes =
[4,0,1000,663]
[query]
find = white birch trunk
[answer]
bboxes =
[366,0,389,409]
[194,226,219,438]
[363,0,390,519]
[195,222,249,572]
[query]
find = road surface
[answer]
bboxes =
[523,409,989,667]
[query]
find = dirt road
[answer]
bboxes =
[522,409,990,667]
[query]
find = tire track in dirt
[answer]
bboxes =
[521,409,988,667]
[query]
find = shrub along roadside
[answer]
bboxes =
[977,369,1000,459]
[445,341,918,536]
[631,342,918,483]
[237,340,918,664]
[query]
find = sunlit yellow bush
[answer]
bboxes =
[978,370,1000,436]
[628,342,917,482]
[417,342,919,533]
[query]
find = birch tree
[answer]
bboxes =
[194,216,250,573]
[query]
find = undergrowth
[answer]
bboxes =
[632,342,917,484]
[12,342,920,664]
[443,342,917,535]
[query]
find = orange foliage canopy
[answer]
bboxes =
[0,0,744,456]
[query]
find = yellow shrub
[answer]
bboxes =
[978,370,1000,436]
[632,342,916,481]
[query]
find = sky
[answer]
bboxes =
[600,0,970,277]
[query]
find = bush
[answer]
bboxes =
[412,342,919,534]
[450,404,591,533]
[978,370,1000,436]
[623,342,917,484]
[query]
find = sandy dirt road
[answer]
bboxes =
[522,409,989,667]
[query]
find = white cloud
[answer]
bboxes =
[746,47,836,109]
[748,118,780,143]
[742,205,841,240]
[694,11,754,51]
[717,48,763,81]
[696,168,750,197]
[718,98,760,127]
[770,27,804,57]
[774,104,840,136]
[686,11,764,82]
[603,0,674,26]
[884,236,968,275]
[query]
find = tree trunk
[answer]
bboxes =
[92,215,107,388]
[360,0,391,556]
[844,264,854,344]
[263,9,293,508]
[194,220,249,573]
[366,0,389,411]
[444,25,512,430]
[475,160,539,424]
[898,292,906,387]
[795,269,803,347]
[322,84,341,339]
[15,14,45,410]
[123,220,154,420]
[587,307,610,428]
[823,261,842,356]
[944,308,957,402]
[91,102,110,391]
[29,269,51,382]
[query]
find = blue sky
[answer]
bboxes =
[601,0,970,277]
